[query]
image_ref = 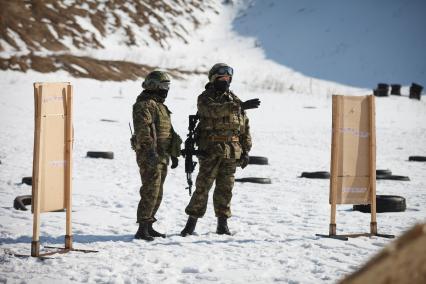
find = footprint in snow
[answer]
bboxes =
[182,267,199,273]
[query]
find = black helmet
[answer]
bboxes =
[208,63,233,82]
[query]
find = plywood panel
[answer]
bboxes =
[33,82,71,213]
[40,116,66,212]
[336,177,371,204]
[331,95,374,205]
[336,96,371,177]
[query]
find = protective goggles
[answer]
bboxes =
[157,81,170,90]
[215,66,233,77]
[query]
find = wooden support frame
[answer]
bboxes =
[316,95,394,241]
[27,82,97,258]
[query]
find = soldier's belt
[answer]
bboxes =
[209,135,239,142]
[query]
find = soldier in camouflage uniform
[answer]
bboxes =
[181,63,260,236]
[132,71,182,241]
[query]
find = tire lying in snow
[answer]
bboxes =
[300,170,392,179]
[235,177,272,184]
[408,156,426,162]
[248,156,269,165]
[353,195,406,213]
[376,175,410,181]
[300,171,330,179]
[376,169,392,176]
[21,177,32,185]
[86,151,114,159]
[14,195,32,211]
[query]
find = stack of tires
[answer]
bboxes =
[373,82,423,100]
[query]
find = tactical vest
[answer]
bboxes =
[198,90,245,135]
[197,90,245,159]
[154,103,172,159]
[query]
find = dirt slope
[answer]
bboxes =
[0,0,216,80]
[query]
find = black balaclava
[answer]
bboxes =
[157,89,168,101]
[213,79,230,93]
[143,89,168,103]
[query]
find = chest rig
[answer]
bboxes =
[198,90,245,159]
[199,90,245,135]
[153,102,172,158]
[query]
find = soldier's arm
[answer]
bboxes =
[133,100,156,153]
[197,95,238,118]
[241,114,252,153]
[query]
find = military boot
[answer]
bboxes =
[134,222,154,241]
[148,223,166,238]
[216,217,231,235]
[180,216,198,237]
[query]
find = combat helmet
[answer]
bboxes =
[142,71,171,90]
[208,63,234,83]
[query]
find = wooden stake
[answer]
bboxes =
[65,84,73,249]
[329,96,340,235]
[32,84,43,257]
[369,95,378,235]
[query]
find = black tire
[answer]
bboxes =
[86,151,114,159]
[376,169,392,176]
[377,83,389,90]
[235,177,272,184]
[409,83,423,100]
[376,175,410,181]
[248,156,269,165]
[409,156,426,162]
[353,195,406,213]
[22,177,32,185]
[300,170,391,179]
[374,89,388,97]
[390,84,401,95]
[13,195,32,211]
[300,171,330,179]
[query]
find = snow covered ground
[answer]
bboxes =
[1,1,426,283]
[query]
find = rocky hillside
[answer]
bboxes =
[0,0,218,80]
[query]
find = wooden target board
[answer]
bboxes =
[330,95,374,205]
[317,95,393,240]
[32,82,73,256]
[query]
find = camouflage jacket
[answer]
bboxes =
[196,84,252,159]
[132,91,181,164]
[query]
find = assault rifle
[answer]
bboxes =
[181,98,261,196]
[181,114,202,196]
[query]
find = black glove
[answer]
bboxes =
[146,148,159,168]
[241,98,260,110]
[171,156,179,169]
[240,152,249,169]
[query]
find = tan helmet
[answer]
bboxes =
[142,71,171,90]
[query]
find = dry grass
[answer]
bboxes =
[0,54,203,81]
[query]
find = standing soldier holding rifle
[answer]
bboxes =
[181,63,260,236]
[131,71,182,241]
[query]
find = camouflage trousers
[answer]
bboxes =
[136,151,168,223]
[185,155,237,218]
